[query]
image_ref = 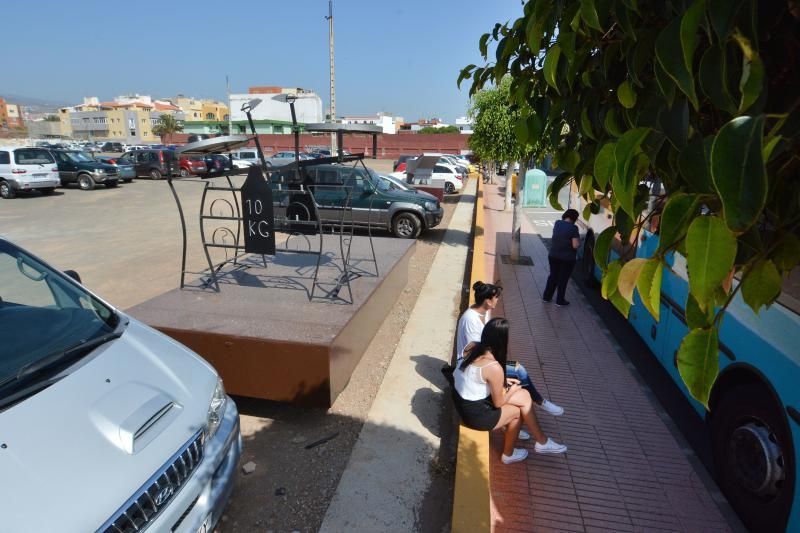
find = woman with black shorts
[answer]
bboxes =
[453,318,567,463]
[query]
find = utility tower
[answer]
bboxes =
[326,0,337,153]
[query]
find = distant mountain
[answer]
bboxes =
[0,94,71,111]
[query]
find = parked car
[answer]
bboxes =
[271,164,443,239]
[375,171,438,201]
[0,146,61,199]
[204,154,234,175]
[117,149,180,180]
[50,150,120,190]
[94,155,135,183]
[229,149,261,169]
[0,236,242,533]
[431,163,465,194]
[267,151,314,167]
[83,144,102,154]
[187,134,214,144]
[180,155,208,177]
[100,142,125,153]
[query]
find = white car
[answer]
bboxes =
[432,162,464,194]
[0,146,61,199]
[0,237,242,532]
[229,149,261,169]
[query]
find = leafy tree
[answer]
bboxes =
[152,113,183,140]
[417,125,460,134]
[460,0,800,406]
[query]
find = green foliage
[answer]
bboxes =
[467,77,529,165]
[461,0,800,407]
[417,125,460,134]
[152,113,183,138]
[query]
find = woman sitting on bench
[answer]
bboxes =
[453,317,567,464]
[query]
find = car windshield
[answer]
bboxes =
[0,240,120,397]
[14,149,54,165]
[65,152,94,163]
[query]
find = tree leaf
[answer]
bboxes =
[654,60,676,106]
[741,260,782,313]
[558,150,580,173]
[525,0,551,53]
[677,328,719,408]
[686,216,737,311]
[636,258,663,321]
[543,45,562,94]
[618,258,648,303]
[479,33,490,59]
[709,0,745,41]
[593,142,615,189]
[547,171,571,210]
[773,234,800,272]
[527,113,544,141]
[580,0,603,31]
[558,31,577,64]
[457,64,476,89]
[618,80,637,109]
[610,290,632,318]
[738,55,765,113]
[677,137,714,193]
[581,108,596,140]
[686,293,713,329]
[604,108,625,137]
[594,226,617,271]
[699,46,737,115]
[582,203,593,221]
[656,13,699,109]
[602,260,622,299]
[612,127,651,217]
[711,115,767,232]
[514,116,529,145]
[657,97,689,149]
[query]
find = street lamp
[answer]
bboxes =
[272,93,303,167]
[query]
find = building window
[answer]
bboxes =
[130,129,136,136]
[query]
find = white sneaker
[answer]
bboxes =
[517,429,531,441]
[535,438,567,454]
[539,399,564,416]
[501,447,529,464]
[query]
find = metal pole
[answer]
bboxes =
[290,102,300,167]
[326,0,337,154]
[226,75,232,135]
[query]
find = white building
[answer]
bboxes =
[229,89,323,125]
[340,112,402,134]
[455,116,473,134]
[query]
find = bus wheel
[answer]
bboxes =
[710,383,794,532]
[581,233,598,287]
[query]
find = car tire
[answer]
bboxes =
[392,212,422,239]
[445,182,456,194]
[78,174,96,191]
[710,383,794,533]
[150,169,163,180]
[0,181,16,199]
[40,187,56,195]
[180,168,189,178]
[105,180,118,188]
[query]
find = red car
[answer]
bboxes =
[179,155,207,177]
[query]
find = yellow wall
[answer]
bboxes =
[201,101,229,121]
[105,109,127,139]
[176,97,203,121]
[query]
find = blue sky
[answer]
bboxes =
[3,0,522,122]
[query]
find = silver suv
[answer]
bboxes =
[0,237,241,532]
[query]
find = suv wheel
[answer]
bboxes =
[180,168,189,178]
[392,212,422,239]
[445,181,455,194]
[0,180,16,199]
[150,169,163,180]
[78,174,96,190]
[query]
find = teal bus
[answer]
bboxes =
[570,184,800,532]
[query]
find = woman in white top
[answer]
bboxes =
[454,317,567,464]
[456,281,564,416]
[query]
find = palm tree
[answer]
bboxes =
[152,113,183,142]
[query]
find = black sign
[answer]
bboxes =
[241,166,276,255]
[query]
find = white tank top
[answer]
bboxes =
[454,361,498,401]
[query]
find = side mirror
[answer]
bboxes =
[64,270,82,284]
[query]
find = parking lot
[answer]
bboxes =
[0,160,462,531]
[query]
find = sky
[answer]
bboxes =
[2,0,522,123]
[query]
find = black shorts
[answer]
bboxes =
[453,392,501,431]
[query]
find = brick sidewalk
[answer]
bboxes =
[480,182,732,532]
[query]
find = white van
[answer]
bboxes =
[0,146,61,199]
[0,236,242,532]
[229,148,261,169]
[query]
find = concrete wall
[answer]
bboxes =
[164,132,471,159]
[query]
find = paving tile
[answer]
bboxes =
[482,185,732,533]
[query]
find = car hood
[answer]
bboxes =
[0,318,218,532]
[382,188,436,203]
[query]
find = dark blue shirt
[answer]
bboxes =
[550,220,579,261]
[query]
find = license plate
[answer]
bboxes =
[196,513,212,533]
[33,173,49,180]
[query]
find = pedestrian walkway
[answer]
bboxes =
[480,181,736,532]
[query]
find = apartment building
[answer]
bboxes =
[0,97,24,129]
[340,112,403,134]
[172,96,229,122]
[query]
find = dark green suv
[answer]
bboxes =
[272,164,444,238]
[50,150,120,190]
